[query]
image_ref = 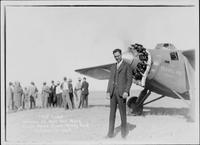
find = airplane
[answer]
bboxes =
[75,43,195,121]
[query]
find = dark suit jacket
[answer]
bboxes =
[50,85,56,98]
[68,83,73,93]
[106,61,133,97]
[81,81,89,95]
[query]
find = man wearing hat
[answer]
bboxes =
[61,77,72,110]
[79,77,89,108]
[68,78,75,109]
[41,82,50,108]
[49,80,56,107]
[7,82,14,111]
[28,82,38,109]
[56,81,63,107]
[74,77,82,108]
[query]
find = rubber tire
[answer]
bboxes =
[127,96,143,115]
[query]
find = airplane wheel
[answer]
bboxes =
[127,96,143,115]
[127,96,137,108]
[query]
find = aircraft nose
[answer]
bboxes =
[122,52,134,65]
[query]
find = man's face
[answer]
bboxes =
[132,49,138,56]
[113,51,122,63]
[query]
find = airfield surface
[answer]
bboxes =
[4,91,199,144]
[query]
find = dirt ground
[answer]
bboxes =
[3,91,199,144]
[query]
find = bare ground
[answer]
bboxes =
[3,91,199,144]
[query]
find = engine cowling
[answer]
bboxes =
[122,44,151,86]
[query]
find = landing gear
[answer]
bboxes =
[127,96,143,115]
[127,88,151,115]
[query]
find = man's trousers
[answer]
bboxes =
[108,91,127,137]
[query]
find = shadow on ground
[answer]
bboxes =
[113,122,136,137]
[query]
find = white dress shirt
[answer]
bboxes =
[117,60,123,69]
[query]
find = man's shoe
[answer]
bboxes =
[105,134,114,138]
[121,134,127,139]
[121,130,128,139]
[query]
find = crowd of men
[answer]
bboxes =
[6,77,89,112]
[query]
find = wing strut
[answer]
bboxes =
[143,95,165,106]
[171,90,190,106]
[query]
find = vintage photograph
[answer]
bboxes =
[1,0,199,145]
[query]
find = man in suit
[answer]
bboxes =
[78,77,89,108]
[7,82,14,111]
[74,77,82,108]
[68,78,75,109]
[61,77,72,110]
[41,82,51,108]
[55,81,63,107]
[28,82,38,109]
[106,48,133,138]
[50,81,57,107]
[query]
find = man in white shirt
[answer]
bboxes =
[74,77,82,108]
[106,48,133,138]
[41,82,50,108]
[7,82,14,111]
[56,81,63,107]
[28,82,38,109]
[61,77,72,110]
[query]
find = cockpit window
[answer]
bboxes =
[163,43,169,47]
[170,52,179,60]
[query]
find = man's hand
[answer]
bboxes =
[122,92,128,99]
[106,93,110,100]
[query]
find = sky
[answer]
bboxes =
[5,5,198,91]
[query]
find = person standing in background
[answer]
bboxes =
[50,81,57,107]
[82,77,89,108]
[56,81,63,107]
[68,78,74,109]
[7,82,14,111]
[79,77,89,108]
[21,88,25,110]
[41,82,50,108]
[28,82,38,109]
[74,77,82,109]
[13,81,23,111]
[61,77,72,110]
[23,87,29,109]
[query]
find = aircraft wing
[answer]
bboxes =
[182,49,195,69]
[75,63,114,80]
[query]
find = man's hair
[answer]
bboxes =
[64,77,67,81]
[113,49,122,54]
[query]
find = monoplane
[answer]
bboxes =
[75,43,195,121]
